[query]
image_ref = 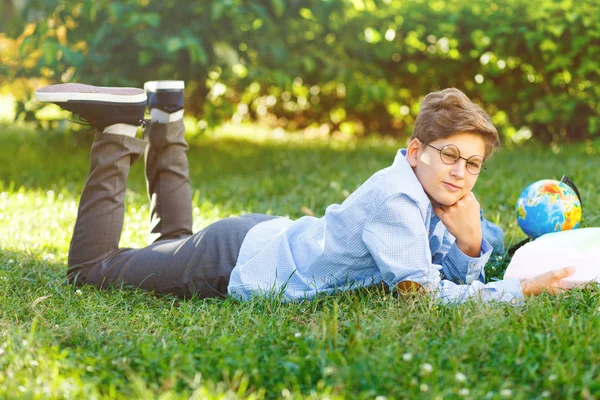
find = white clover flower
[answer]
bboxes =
[420,384,429,392]
[541,391,551,398]
[500,389,512,397]
[375,396,387,400]
[76,289,82,296]
[548,374,557,382]
[402,353,413,361]
[458,388,470,396]
[420,363,433,375]
[455,372,467,383]
[294,332,302,338]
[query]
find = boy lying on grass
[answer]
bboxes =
[34,83,574,303]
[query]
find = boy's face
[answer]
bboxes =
[406,132,486,206]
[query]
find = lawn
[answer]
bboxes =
[1,124,600,399]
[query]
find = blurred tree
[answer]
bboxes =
[0,0,16,30]
[1,0,598,142]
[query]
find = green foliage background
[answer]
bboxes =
[1,0,599,142]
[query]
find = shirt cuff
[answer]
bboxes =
[446,238,493,283]
[485,278,525,305]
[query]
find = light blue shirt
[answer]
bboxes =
[228,149,524,304]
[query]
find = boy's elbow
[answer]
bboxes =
[396,280,425,293]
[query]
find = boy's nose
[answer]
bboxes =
[450,160,467,178]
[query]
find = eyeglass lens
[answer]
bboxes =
[439,145,483,174]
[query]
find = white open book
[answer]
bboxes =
[504,228,600,288]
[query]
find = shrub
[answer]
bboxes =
[1,0,598,142]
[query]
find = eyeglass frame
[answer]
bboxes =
[425,143,487,175]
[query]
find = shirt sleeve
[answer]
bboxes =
[439,277,524,305]
[435,230,490,285]
[362,193,524,305]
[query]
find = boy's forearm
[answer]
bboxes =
[438,278,524,304]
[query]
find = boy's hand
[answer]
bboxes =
[520,267,575,296]
[433,192,481,257]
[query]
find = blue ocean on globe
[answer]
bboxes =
[516,179,582,239]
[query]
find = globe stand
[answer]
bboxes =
[507,237,532,257]
[560,175,583,209]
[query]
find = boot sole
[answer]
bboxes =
[144,81,185,92]
[35,84,146,104]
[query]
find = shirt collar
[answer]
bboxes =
[391,148,434,217]
[392,148,408,167]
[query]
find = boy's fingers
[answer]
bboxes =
[433,206,445,218]
[460,192,472,201]
[551,267,576,280]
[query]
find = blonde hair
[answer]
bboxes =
[411,88,500,158]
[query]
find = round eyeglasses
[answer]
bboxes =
[426,143,486,175]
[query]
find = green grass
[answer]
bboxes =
[1,124,600,399]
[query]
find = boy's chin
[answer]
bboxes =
[428,194,459,208]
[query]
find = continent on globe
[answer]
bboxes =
[516,179,582,239]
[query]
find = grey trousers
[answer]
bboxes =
[67,120,276,299]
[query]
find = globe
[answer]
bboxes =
[516,179,582,239]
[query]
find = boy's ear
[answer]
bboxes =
[406,138,422,167]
